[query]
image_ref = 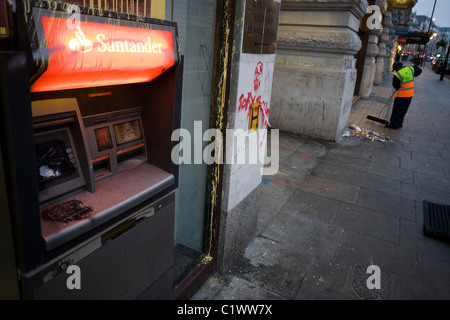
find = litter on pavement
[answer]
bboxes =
[342,124,391,142]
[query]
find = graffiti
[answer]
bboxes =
[254,61,263,91]
[238,92,270,127]
[344,57,354,70]
[294,151,319,163]
[238,61,271,134]
[350,70,357,83]
[273,177,297,189]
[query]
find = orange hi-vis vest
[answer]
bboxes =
[394,66,415,98]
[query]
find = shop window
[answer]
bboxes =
[58,0,164,19]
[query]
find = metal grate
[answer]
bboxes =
[423,200,450,242]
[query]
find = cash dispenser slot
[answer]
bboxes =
[83,107,147,180]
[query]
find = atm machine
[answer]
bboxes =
[0,1,182,299]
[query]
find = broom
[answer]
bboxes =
[366,90,397,125]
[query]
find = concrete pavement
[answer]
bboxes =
[192,65,450,300]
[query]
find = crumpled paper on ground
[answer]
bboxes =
[342,124,391,142]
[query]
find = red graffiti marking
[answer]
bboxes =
[320,160,350,169]
[344,57,353,70]
[238,91,270,129]
[350,70,357,83]
[254,61,263,92]
[273,177,298,189]
[294,151,319,163]
[238,61,271,130]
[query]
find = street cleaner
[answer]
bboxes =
[387,60,422,129]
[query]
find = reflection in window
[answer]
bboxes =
[59,0,152,17]
[172,0,217,285]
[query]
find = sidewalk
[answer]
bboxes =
[192,66,450,300]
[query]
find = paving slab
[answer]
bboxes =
[208,276,286,300]
[400,156,447,178]
[280,189,340,224]
[367,160,414,184]
[312,160,360,184]
[417,254,450,300]
[400,218,450,264]
[334,230,418,293]
[261,208,344,261]
[226,236,315,299]
[278,152,317,179]
[319,153,370,173]
[327,144,363,159]
[295,259,354,300]
[400,182,450,204]
[356,187,416,221]
[256,179,296,234]
[333,203,400,245]
[298,176,361,204]
[350,172,402,197]
[412,171,450,193]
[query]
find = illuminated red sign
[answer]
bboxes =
[397,36,407,44]
[30,11,178,92]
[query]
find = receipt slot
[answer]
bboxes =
[0,1,182,299]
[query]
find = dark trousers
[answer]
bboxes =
[390,97,412,128]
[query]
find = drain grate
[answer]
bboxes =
[352,264,388,300]
[423,200,450,242]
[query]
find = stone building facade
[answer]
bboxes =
[269,0,409,142]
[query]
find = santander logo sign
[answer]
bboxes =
[68,27,93,53]
[30,14,177,92]
[68,26,164,54]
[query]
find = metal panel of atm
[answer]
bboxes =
[1,1,183,299]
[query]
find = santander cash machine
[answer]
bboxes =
[1,0,182,299]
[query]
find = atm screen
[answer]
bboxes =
[33,123,86,205]
[35,128,80,189]
[36,139,75,183]
[113,120,142,146]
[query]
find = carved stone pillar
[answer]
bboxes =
[270,0,368,142]
[381,11,394,78]
[358,0,384,98]
[359,31,381,98]
[374,31,388,84]
[374,2,389,85]
[385,21,397,77]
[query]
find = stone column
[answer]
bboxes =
[384,20,397,77]
[374,3,389,85]
[216,0,281,273]
[381,11,394,79]
[359,30,381,98]
[358,0,384,98]
[374,30,389,85]
[270,0,368,142]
